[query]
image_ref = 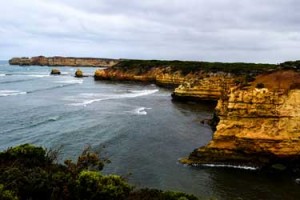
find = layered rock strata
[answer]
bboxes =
[95,67,193,87]
[95,67,242,101]
[9,56,119,67]
[182,70,300,168]
[94,60,278,101]
[171,73,238,101]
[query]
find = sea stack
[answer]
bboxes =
[75,69,83,77]
[50,68,61,75]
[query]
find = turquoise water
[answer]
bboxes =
[0,61,300,199]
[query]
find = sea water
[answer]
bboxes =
[0,61,299,200]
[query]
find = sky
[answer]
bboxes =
[1,0,300,63]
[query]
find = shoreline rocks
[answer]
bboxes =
[75,69,83,77]
[50,68,61,75]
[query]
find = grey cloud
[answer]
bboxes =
[0,0,300,62]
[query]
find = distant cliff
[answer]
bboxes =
[9,56,119,67]
[181,69,300,169]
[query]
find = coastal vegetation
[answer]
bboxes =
[114,59,277,75]
[0,144,199,200]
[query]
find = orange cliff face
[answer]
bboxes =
[94,67,242,101]
[94,66,189,87]
[9,56,119,67]
[181,70,300,168]
[171,72,239,101]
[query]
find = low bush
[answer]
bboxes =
[0,144,199,200]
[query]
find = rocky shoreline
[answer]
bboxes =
[9,56,119,67]
[93,59,300,169]
[9,57,300,169]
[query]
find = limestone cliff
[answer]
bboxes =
[95,60,276,101]
[95,66,191,87]
[172,72,238,101]
[182,70,300,168]
[9,56,119,67]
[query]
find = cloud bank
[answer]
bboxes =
[1,0,300,63]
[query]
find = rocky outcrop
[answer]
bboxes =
[9,56,119,67]
[171,73,240,101]
[50,68,61,75]
[75,69,83,77]
[9,57,32,66]
[95,67,190,87]
[94,60,277,101]
[181,70,300,169]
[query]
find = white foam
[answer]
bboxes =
[199,164,259,171]
[0,90,27,97]
[69,89,159,107]
[0,74,6,77]
[56,79,83,84]
[69,98,103,107]
[27,75,50,78]
[130,107,152,115]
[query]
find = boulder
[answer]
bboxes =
[75,69,83,77]
[50,68,61,75]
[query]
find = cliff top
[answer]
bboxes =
[112,59,277,75]
[252,69,300,91]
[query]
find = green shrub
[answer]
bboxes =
[0,184,18,200]
[0,144,48,167]
[76,171,132,200]
[0,144,199,200]
[127,188,198,200]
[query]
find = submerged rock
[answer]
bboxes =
[50,68,61,75]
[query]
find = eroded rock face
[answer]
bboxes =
[9,56,119,67]
[182,70,300,168]
[95,68,242,101]
[94,67,189,87]
[172,73,238,101]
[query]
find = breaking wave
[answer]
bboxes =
[56,79,83,84]
[197,164,259,171]
[129,107,152,115]
[69,89,159,106]
[0,90,27,97]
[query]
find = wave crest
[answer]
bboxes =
[0,90,27,97]
[69,89,159,107]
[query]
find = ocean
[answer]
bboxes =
[0,60,299,199]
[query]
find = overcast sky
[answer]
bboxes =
[1,0,300,63]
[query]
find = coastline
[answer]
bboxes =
[8,56,300,170]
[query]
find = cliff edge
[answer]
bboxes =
[181,69,300,169]
[94,59,276,101]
